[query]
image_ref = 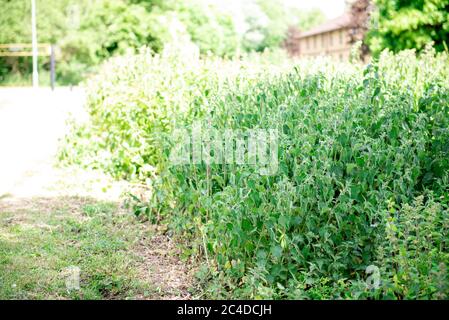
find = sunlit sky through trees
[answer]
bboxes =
[216,0,347,19]
[285,0,347,18]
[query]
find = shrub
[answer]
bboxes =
[61,48,449,299]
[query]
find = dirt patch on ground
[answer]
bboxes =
[134,233,194,300]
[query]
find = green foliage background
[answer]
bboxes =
[368,0,449,55]
[0,0,325,85]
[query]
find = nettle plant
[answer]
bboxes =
[62,47,449,299]
[378,195,448,299]
[165,50,449,299]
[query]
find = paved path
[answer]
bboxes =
[0,87,86,197]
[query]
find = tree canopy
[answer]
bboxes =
[368,0,449,55]
[0,0,326,84]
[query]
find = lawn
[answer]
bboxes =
[0,197,191,299]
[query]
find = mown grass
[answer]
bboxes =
[0,199,152,299]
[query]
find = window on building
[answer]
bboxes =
[329,32,333,46]
[314,36,317,49]
[306,37,309,49]
[321,34,325,48]
[340,30,343,45]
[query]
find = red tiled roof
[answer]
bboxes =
[299,13,351,38]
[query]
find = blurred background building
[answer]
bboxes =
[297,13,352,61]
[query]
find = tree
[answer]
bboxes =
[239,1,325,52]
[348,0,373,60]
[283,26,301,57]
[0,0,158,84]
[256,0,290,50]
[295,8,326,31]
[163,0,239,57]
[368,0,449,55]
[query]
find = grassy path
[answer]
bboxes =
[0,88,192,299]
[0,192,192,299]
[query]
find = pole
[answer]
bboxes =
[50,44,55,90]
[31,0,39,88]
